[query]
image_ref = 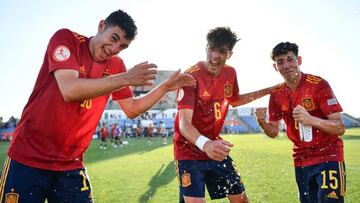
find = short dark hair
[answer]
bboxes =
[271,42,299,61]
[105,9,137,41]
[207,27,240,51]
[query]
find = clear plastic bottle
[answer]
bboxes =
[299,122,313,142]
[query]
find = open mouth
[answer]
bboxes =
[104,48,111,57]
[209,60,219,66]
[99,47,111,60]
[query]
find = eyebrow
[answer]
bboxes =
[220,48,229,52]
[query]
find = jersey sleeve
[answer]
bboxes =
[47,29,79,73]
[268,93,282,121]
[109,57,134,100]
[177,86,196,110]
[316,80,343,115]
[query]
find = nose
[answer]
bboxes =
[210,51,220,58]
[283,61,292,69]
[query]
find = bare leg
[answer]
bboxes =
[228,192,249,203]
[183,196,206,203]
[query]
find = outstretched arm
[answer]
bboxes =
[178,109,233,161]
[116,70,196,119]
[230,84,279,107]
[292,105,345,136]
[54,61,157,102]
[255,107,280,138]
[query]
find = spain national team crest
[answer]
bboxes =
[302,97,315,111]
[5,190,19,203]
[181,172,191,187]
[224,84,232,98]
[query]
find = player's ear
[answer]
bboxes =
[297,56,302,66]
[227,51,233,59]
[273,63,278,72]
[98,20,106,32]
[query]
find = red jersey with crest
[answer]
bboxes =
[174,61,240,160]
[268,73,343,167]
[8,29,133,171]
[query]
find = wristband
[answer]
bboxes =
[195,135,210,151]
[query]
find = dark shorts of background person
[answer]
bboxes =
[176,156,245,203]
[295,161,346,203]
[159,133,166,138]
[0,157,93,203]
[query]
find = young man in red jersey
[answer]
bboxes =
[255,42,346,202]
[100,122,109,149]
[174,27,277,203]
[0,9,195,203]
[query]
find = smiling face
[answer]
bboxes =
[205,44,232,76]
[273,51,302,85]
[89,20,131,62]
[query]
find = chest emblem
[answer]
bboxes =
[202,90,210,98]
[79,66,86,74]
[224,84,233,97]
[103,68,111,77]
[302,97,315,111]
[281,105,289,111]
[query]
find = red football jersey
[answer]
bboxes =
[8,29,133,171]
[174,61,240,160]
[101,126,109,139]
[269,73,344,167]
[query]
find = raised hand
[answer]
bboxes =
[203,139,233,161]
[292,105,312,125]
[162,69,196,91]
[125,61,158,86]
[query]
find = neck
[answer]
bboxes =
[88,37,96,59]
[286,72,302,90]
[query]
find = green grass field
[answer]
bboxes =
[0,128,359,202]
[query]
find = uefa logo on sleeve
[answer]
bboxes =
[53,45,71,62]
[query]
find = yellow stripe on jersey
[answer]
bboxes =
[306,75,322,84]
[272,83,287,93]
[185,65,200,74]
[0,157,11,203]
[72,31,86,43]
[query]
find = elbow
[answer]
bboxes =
[58,86,82,102]
[61,91,77,102]
[264,129,279,139]
[269,133,278,139]
[127,114,138,120]
[123,109,139,120]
